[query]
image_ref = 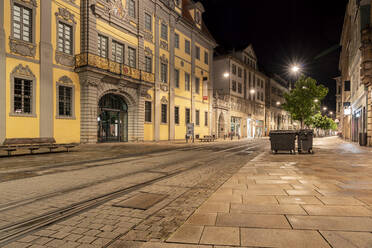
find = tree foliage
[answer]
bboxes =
[306,112,337,131]
[282,76,328,128]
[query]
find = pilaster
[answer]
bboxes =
[0,0,6,143]
[154,15,160,141]
[191,32,195,123]
[39,0,54,138]
[368,86,372,146]
[168,16,176,140]
[79,73,100,143]
[208,47,213,135]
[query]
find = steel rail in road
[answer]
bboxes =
[0,141,259,213]
[0,142,261,246]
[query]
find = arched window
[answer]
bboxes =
[99,94,127,112]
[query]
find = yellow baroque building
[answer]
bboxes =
[0,0,216,144]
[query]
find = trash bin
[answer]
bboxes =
[298,129,314,154]
[359,133,367,146]
[269,130,297,154]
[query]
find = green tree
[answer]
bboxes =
[282,76,328,128]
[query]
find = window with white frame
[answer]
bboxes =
[185,72,190,91]
[14,78,32,114]
[161,63,168,83]
[145,56,152,73]
[58,85,72,117]
[161,23,168,40]
[58,22,72,55]
[145,13,152,31]
[12,4,32,42]
[112,41,124,63]
[128,47,136,67]
[128,0,135,18]
[98,34,108,58]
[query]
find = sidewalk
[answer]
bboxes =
[161,137,372,248]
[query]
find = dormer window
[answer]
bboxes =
[195,10,201,25]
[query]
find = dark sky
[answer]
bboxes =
[199,0,349,111]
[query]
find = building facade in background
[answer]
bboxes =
[0,0,216,144]
[265,75,294,135]
[212,45,267,138]
[339,0,371,146]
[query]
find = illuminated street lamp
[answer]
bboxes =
[330,111,333,115]
[323,107,327,111]
[314,99,319,103]
[291,65,300,73]
[276,101,281,106]
[250,89,255,94]
[223,72,230,78]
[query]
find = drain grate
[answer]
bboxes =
[113,192,167,210]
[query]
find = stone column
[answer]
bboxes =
[154,15,160,141]
[80,74,100,143]
[208,47,213,135]
[191,32,195,123]
[168,16,176,140]
[39,0,54,138]
[0,0,6,143]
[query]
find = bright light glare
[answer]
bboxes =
[250,89,255,94]
[330,112,333,115]
[314,99,319,103]
[323,107,327,111]
[276,101,281,106]
[292,66,300,73]
[223,72,230,78]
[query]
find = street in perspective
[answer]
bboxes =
[0,0,372,247]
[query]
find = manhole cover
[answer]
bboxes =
[113,192,167,210]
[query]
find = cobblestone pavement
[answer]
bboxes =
[164,137,372,248]
[0,139,265,247]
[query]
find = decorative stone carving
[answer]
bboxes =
[145,94,152,100]
[18,0,37,7]
[107,0,128,21]
[161,96,168,104]
[55,7,76,23]
[145,47,153,57]
[160,54,168,64]
[55,51,75,67]
[160,83,169,92]
[11,64,35,78]
[57,76,73,85]
[160,40,168,50]
[9,38,36,57]
[144,31,153,42]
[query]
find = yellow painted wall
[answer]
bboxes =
[144,89,154,141]
[5,59,40,138]
[175,30,191,62]
[96,19,138,47]
[53,68,81,143]
[174,97,191,140]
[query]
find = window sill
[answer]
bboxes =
[56,116,76,120]
[9,37,37,57]
[9,113,37,118]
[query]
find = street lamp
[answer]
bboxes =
[250,89,255,94]
[314,99,319,103]
[323,107,327,111]
[330,111,333,115]
[291,66,300,73]
[276,101,281,106]
[223,72,230,78]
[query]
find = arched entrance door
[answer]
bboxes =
[98,94,128,142]
[218,113,225,138]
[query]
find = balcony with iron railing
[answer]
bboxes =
[75,53,155,83]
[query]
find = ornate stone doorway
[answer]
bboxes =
[97,94,128,142]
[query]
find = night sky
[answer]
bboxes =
[199,0,349,111]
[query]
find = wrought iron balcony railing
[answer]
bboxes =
[75,53,155,83]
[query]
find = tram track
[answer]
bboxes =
[0,141,254,212]
[0,142,261,246]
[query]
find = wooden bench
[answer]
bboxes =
[0,138,78,156]
[199,135,216,142]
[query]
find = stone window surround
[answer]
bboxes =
[144,100,152,123]
[9,0,37,57]
[97,30,138,68]
[144,11,152,32]
[161,103,167,124]
[10,64,37,117]
[56,76,75,120]
[195,109,200,126]
[204,111,208,126]
[55,9,76,67]
[55,8,76,55]
[174,105,180,125]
